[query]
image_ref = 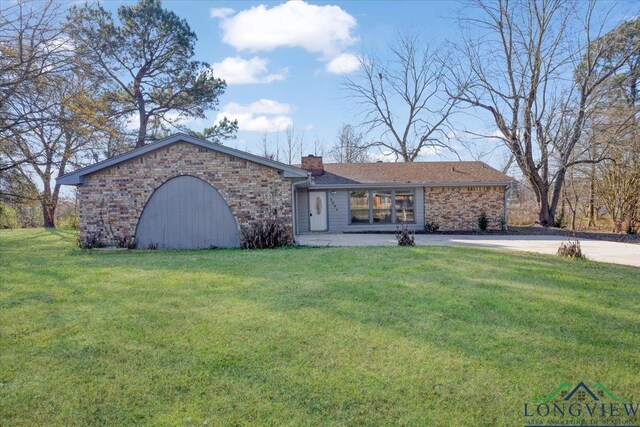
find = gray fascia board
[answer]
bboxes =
[309,181,511,190]
[284,171,310,179]
[57,133,308,185]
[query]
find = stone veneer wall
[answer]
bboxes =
[78,142,292,243]
[424,186,506,230]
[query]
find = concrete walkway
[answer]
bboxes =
[296,233,640,268]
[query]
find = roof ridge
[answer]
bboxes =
[322,160,486,165]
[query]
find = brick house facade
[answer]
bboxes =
[296,157,512,233]
[58,134,512,248]
[78,142,293,244]
[424,186,506,230]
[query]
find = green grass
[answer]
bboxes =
[1,228,639,426]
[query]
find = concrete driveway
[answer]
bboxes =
[296,233,640,268]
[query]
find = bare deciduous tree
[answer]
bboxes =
[596,137,640,232]
[260,133,276,161]
[590,17,640,232]
[5,66,117,227]
[452,0,639,226]
[312,138,326,158]
[590,109,640,232]
[283,126,303,165]
[343,33,460,162]
[329,124,369,163]
[1,0,74,171]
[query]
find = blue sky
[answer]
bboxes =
[100,1,481,163]
[97,0,633,169]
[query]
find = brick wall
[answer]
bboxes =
[424,186,506,230]
[78,142,292,243]
[300,155,324,176]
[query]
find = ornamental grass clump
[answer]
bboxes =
[115,235,137,250]
[396,224,416,246]
[424,221,440,233]
[77,233,103,249]
[557,240,584,259]
[241,209,294,249]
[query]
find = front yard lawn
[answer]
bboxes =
[1,229,639,425]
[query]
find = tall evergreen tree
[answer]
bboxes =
[69,0,235,148]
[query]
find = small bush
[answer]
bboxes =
[116,235,137,250]
[241,209,293,249]
[77,233,103,249]
[554,212,566,228]
[0,204,19,229]
[478,211,489,231]
[396,224,416,246]
[500,215,507,231]
[424,221,440,233]
[58,211,80,230]
[557,240,584,259]
[146,241,159,250]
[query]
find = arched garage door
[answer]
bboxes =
[135,175,240,249]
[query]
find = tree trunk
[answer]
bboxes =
[40,169,63,228]
[134,75,148,148]
[548,167,566,227]
[537,191,553,226]
[528,173,553,226]
[39,171,55,228]
[588,163,596,227]
[41,186,55,228]
[42,201,55,228]
[571,197,578,231]
[136,114,147,148]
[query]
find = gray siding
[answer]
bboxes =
[296,187,424,233]
[296,189,309,233]
[135,175,240,249]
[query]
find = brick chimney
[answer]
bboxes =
[301,154,324,176]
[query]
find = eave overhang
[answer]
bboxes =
[57,133,309,186]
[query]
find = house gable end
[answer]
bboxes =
[57,133,308,185]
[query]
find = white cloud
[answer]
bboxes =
[212,56,287,85]
[420,145,443,156]
[216,99,293,133]
[124,113,138,131]
[210,7,234,19]
[48,35,75,53]
[230,114,293,133]
[218,1,357,58]
[225,99,292,115]
[370,150,394,162]
[326,52,360,74]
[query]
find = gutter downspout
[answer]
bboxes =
[291,173,311,238]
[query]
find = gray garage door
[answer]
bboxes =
[135,175,240,249]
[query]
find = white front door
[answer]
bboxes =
[309,191,328,231]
